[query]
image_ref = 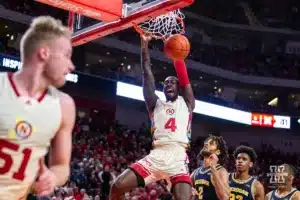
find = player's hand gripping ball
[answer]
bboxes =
[164,34,190,60]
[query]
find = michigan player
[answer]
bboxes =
[0,16,75,199]
[265,164,300,200]
[230,145,265,200]
[191,135,231,200]
[109,35,195,199]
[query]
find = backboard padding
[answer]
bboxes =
[36,0,123,22]
[70,0,194,46]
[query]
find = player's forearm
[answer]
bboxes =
[173,60,195,110]
[141,39,152,76]
[173,60,190,87]
[211,168,230,200]
[49,165,70,186]
[256,195,265,200]
[141,39,156,103]
[142,74,156,98]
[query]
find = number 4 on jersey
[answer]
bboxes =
[165,118,177,132]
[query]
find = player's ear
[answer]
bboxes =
[215,149,221,155]
[249,162,253,168]
[38,45,50,61]
[289,175,294,182]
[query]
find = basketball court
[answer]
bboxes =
[36,0,194,46]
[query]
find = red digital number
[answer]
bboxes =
[0,139,32,181]
[164,118,177,132]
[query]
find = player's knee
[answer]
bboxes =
[173,183,192,200]
[174,193,192,200]
[111,176,126,193]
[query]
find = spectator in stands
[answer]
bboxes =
[99,165,115,200]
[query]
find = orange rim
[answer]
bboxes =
[133,16,185,42]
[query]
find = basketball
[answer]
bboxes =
[164,34,190,60]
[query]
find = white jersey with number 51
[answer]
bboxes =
[151,96,191,148]
[0,73,61,199]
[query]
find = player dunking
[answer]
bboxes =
[265,164,300,200]
[229,145,265,200]
[191,135,230,200]
[0,16,75,199]
[109,35,195,199]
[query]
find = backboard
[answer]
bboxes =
[35,0,194,46]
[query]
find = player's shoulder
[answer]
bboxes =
[177,96,186,104]
[294,189,300,194]
[192,167,203,176]
[56,91,76,125]
[191,168,199,176]
[265,190,274,200]
[228,172,234,179]
[178,96,184,101]
[253,179,263,187]
[0,72,7,77]
[0,72,8,82]
[57,91,75,108]
[211,165,226,175]
[253,179,264,196]
[292,189,300,200]
[52,90,75,114]
[215,166,229,179]
[215,164,225,171]
[0,72,9,92]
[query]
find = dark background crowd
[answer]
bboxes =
[1,0,300,80]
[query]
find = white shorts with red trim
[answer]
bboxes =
[129,145,191,186]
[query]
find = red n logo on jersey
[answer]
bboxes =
[15,121,32,139]
[166,108,175,115]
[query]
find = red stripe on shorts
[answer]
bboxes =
[130,162,151,179]
[170,173,192,185]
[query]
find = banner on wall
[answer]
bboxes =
[285,41,300,55]
[116,82,291,129]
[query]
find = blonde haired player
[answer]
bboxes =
[0,16,75,199]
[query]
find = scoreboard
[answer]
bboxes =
[251,113,290,129]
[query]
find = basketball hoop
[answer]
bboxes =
[134,9,185,41]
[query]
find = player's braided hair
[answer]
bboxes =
[206,134,229,165]
[282,163,297,176]
[233,145,257,163]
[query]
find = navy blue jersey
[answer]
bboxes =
[192,164,223,200]
[229,173,256,200]
[269,188,298,200]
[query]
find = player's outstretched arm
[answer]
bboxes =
[48,92,76,186]
[173,60,195,111]
[140,35,158,113]
[254,180,265,200]
[211,167,231,200]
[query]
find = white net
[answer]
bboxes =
[135,9,185,40]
